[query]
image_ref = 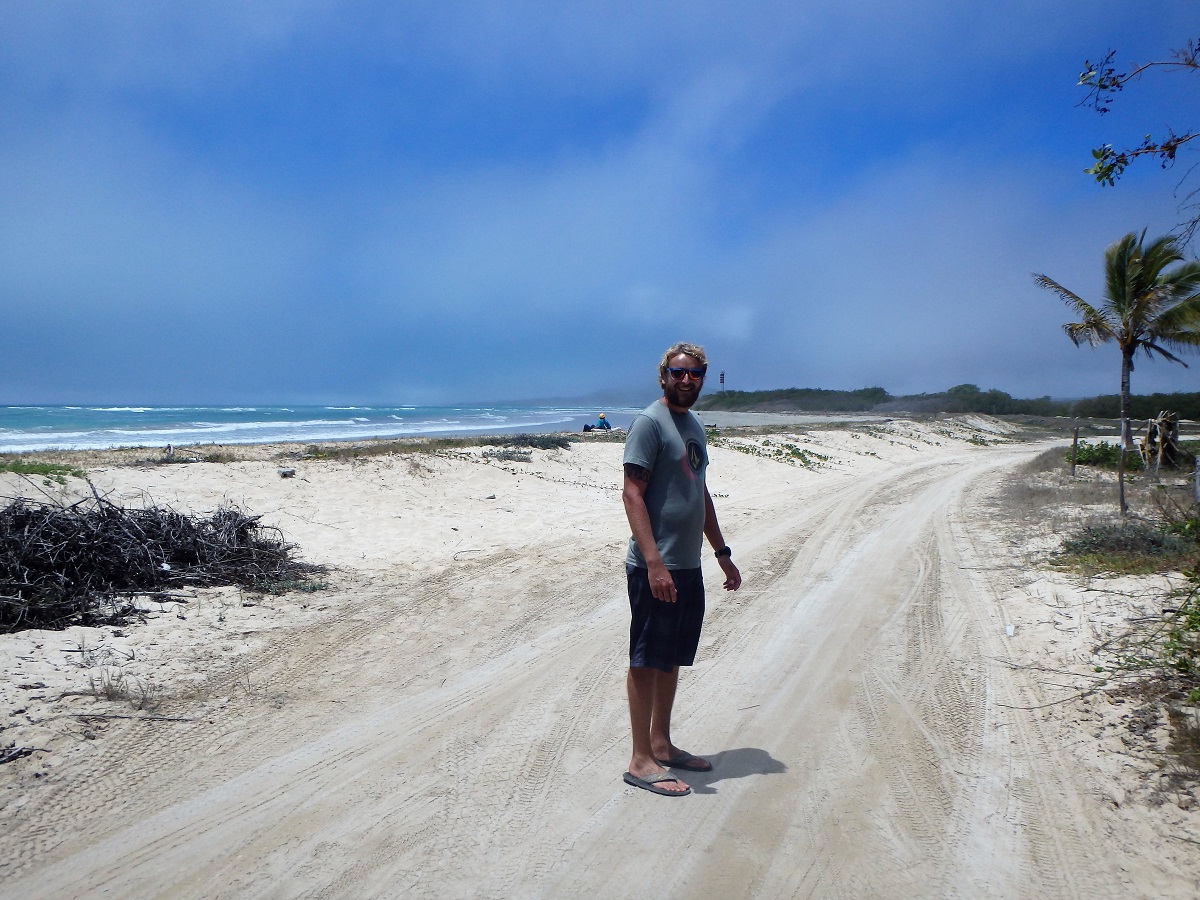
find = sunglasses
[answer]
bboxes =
[665,367,707,380]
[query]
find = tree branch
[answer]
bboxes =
[1079,40,1200,113]
[1079,39,1199,209]
[1087,132,1200,186]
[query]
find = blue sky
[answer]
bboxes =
[2,1,1198,405]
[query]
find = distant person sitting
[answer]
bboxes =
[584,413,613,433]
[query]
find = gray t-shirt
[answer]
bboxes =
[623,399,709,569]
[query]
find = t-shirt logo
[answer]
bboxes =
[686,439,703,473]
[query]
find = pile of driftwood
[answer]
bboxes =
[0,490,324,632]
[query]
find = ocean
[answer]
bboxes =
[0,405,637,453]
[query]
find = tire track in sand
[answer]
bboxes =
[538,445,1125,899]
[2,443,1133,898]
[0,535,616,890]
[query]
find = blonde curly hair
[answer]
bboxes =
[658,342,708,386]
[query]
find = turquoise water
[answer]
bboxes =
[0,405,636,453]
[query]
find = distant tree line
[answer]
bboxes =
[695,384,1200,420]
[1070,392,1200,421]
[698,387,891,412]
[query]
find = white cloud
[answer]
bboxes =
[2,0,1197,404]
[0,114,319,314]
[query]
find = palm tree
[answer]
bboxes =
[1035,231,1200,512]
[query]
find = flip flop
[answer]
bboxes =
[656,751,713,772]
[623,771,692,797]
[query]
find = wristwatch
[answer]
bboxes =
[714,546,732,559]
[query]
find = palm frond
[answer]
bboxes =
[1034,274,1105,320]
[1103,232,1140,312]
[1140,233,1187,277]
[1140,340,1190,367]
[1063,321,1111,347]
[1149,298,1200,337]
[1156,259,1200,297]
[1148,330,1200,354]
[1143,262,1200,337]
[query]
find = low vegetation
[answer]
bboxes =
[496,434,572,450]
[482,448,533,463]
[296,432,572,461]
[710,436,832,470]
[1063,437,1199,472]
[0,458,86,485]
[1094,571,1200,774]
[1064,439,1138,469]
[258,576,330,595]
[1009,448,1200,774]
[1054,522,1190,574]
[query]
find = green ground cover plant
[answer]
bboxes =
[257,577,330,596]
[712,437,831,470]
[0,459,86,485]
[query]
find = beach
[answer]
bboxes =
[2,414,1198,897]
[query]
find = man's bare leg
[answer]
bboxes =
[648,665,679,760]
[648,666,711,769]
[627,666,689,792]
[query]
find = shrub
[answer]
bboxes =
[483,448,533,462]
[1067,440,1142,469]
[498,434,572,450]
[1057,521,1193,574]
[1165,517,1200,544]
[1164,588,1200,677]
[1063,522,1188,556]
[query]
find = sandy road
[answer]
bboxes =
[0,438,1152,897]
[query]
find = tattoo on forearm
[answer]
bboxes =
[624,463,650,483]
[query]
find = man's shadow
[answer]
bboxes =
[683,747,786,794]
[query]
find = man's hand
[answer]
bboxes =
[718,556,741,591]
[648,560,678,602]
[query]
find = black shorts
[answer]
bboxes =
[627,565,705,672]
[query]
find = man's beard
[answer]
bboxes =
[663,382,700,408]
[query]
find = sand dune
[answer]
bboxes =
[2,416,1198,897]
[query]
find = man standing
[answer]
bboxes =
[621,342,741,797]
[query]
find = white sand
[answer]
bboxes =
[1,416,1198,897]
